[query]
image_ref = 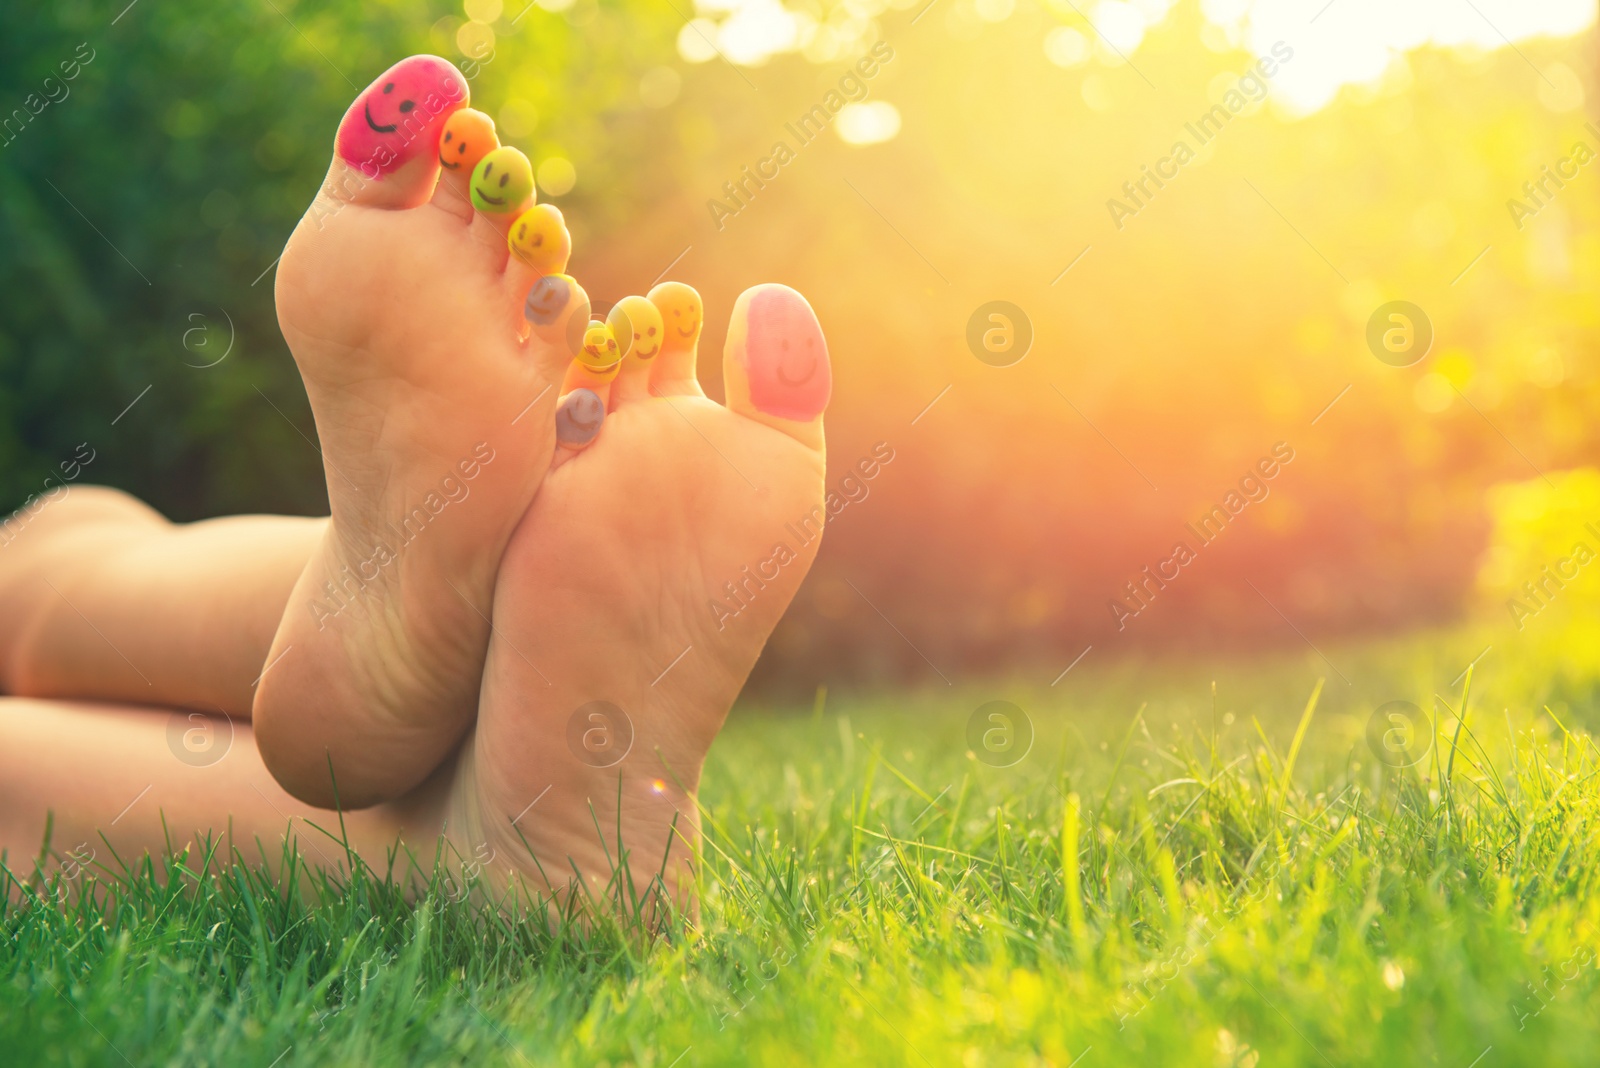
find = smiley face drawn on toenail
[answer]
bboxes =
[773,337,818,387]
[437,110,496,172]
[470,146,532,213]
[524,274,574,325]
[646,282,703,348]
[606,295,663,363]
[508,204,567,271]
[555,388,605,448]
[742,284,830,421]
[577,321,621,373]
[338,56,468,177]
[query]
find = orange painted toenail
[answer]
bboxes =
[438,109,498,174]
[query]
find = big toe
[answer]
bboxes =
[317,55,468,216]
[722,284,831,451]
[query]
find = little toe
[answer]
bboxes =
[647,281,706,398]
[721,283,830,451]
[315,55,468,219]
[428,108,499,222]
[522,272,593,378]
[554,388,606,452]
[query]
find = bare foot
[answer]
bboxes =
[255,56,591,808]
[439,283,832,912]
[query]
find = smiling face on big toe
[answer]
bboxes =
[738,285,831,421]
[336,55,467,177]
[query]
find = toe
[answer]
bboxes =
[429,108,500,222]
[522,272,593,378]
[721,283,830,450]
[314,55,468,219]
[466,146,535,267]
[503,203,571,303]
[555,388,606,451]
[606,295,664,406]
[647,281,706,399]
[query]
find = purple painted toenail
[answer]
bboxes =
[555,389,604,448]
[741,285,830,421]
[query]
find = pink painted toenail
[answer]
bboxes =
[741,285,830,421]
[337,56,467,179]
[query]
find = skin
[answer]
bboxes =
[470,146,533,213]
[255,56,588,811]
[0,50,837,914]
[0,286,835,917]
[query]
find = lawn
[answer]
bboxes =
[6,627,1600,1066]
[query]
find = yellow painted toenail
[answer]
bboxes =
[576,320,622,380]
[438,109,498,175]
[606,295,664,363]
[507,204,568,272]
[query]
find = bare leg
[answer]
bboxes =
[0,487,322,717]
[0,698,440,889]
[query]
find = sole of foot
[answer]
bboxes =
[442,283,832,914]
[254,55,592,809]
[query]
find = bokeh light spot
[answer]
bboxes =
[837,101,901,145]
[537,156,577,196]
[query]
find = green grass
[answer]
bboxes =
[8,627,1600,1066]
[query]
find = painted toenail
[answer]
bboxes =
[508,205,568,271]
[338,56,467,178]
[606,295,663,362]
[740,285,831,421]
[647,282,703,349]
[437,109,497,173]
[555,389,605,448]
[576,321,623,381]
[470,146,532,212]
[524,273,576,326]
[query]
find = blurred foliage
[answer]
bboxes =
[1478,468,1600,647]
[0,0,680,520]
[2,0,1598,691]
